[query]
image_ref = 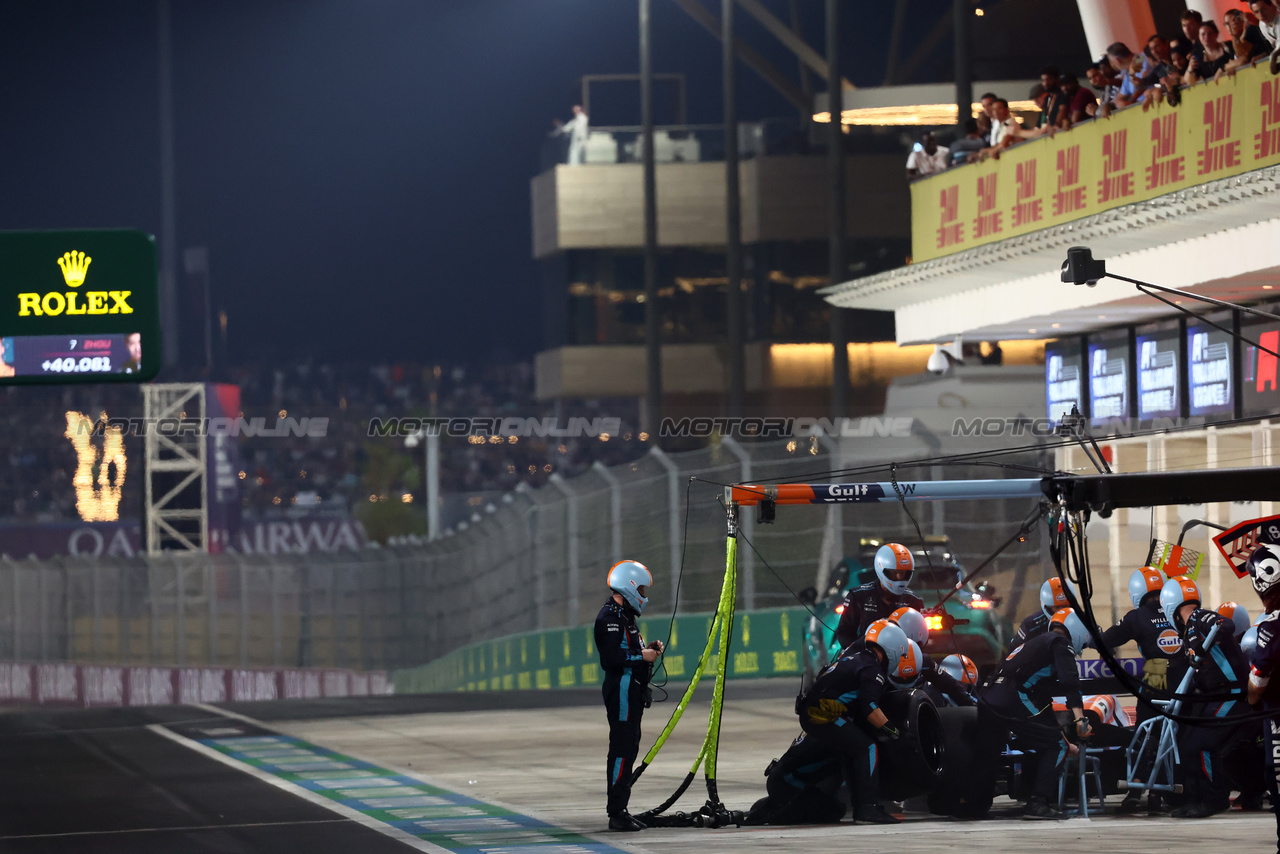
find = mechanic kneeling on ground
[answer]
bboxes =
[1101,566,1189,814]
[834,544,923,648]
[972,607,1091,820]
[796,618,910,824]
[747,731,845,825]
[596,560,664,832]
[1160,574,1250,819]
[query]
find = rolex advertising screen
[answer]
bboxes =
[0,230,160,384]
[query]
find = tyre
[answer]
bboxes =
[877,689,946,802]
[927,705,993,817]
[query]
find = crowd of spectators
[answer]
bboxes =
[904,2,1280,179]
[228,361,645,516]
[0,361,648,523]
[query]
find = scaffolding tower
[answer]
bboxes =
[143,383,207,554]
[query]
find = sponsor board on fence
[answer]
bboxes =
[0,663,389,708]
[394,607,806,694]
[0,516,368,559]
[912,63,1280,263]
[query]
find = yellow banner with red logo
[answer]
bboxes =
[911,63,1280,263]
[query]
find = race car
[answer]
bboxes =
[803,536,1013,686]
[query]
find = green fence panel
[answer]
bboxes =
[394,606,807,694]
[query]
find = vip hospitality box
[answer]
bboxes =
[0,230,160,385]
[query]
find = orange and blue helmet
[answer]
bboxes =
[864,618,910,665]
[940,653,978,686]
[874,543,915,596]
[1160,575,1200,629]
[1128,566,1165,609]
[1040,577,1076,617]
[1216,601,1251,639]
[890,640,924,688]
[889,606,929,646]
[1049,607,1090,654]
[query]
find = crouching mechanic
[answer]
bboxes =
[939,654,980,701]
[891,640,977,706]
[1245,543,1280,851]
[972,608,1091,819]
[596,560,664,832]
[746,732,845,825]
[887,608,975,707]
[834,544,923,647]
[1160,575,1249,818]
[796,619,909,824]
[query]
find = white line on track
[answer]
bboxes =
[191,703,654,854]
[147,723,452,853]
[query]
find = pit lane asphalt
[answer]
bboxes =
[1,680,1274,853]
[0,705,420,853]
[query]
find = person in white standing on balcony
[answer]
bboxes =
[551,104,590,165]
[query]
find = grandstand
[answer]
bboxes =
[0,360,647,537]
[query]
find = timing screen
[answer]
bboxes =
[0,332,143,380]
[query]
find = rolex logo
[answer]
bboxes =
[57,250,92,287]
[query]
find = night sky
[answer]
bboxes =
[0,0,955,365]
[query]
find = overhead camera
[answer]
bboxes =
[1061,246,1106,286]
[927,340,963,375]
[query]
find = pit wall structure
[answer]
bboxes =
[394,606,806,694]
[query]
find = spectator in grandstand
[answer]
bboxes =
[1028,84,1052,130]
[1085,61,1120,116]
[1168,45,1191,83]
[1172,8,1204,58]
[1252,0,1280,50]
[977,92,999,141]
[1058,73,1096,126]
[1015,85,1059,140]
[1187,21,1235,82]
[981,98,1023,155]
[1140,35,1184,106]
[905,131,950,179]
[1222,8,1272,74]
[1038,66,1067,127]
[949,118,987,164]
[1108,42,1149,109]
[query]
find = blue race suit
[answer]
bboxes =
[975,631,1082,805]
[595,598,651,817]
[796,646,889,808]
[1250,610,1280,851]
[1177,608,1248,810]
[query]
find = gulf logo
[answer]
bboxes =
[1156,629,1183,655]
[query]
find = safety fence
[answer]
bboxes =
[0,661,390,709]
[394,606,807,694]
[0,432,1053,683]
